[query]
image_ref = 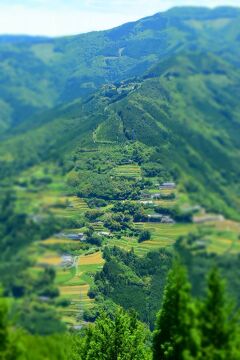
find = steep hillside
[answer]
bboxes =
[0,52,239,218]
[1,7,240,333]
[0,6,240,131]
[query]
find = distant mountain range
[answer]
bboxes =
[0,6,240,130]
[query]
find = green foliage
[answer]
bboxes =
[0,6,240,353]
[200,268,238,359]
[0,299,20,359]
[20,334,73,360]
[138,230,151,243]
[153,262,201,360]
[92,246,173,328]
[153,264,240,360]
[155,206,193,223]
[1,6,240,133]
[17,301,66,335]
[176,232,240,308]
[77,309,151,360]
[0,8,239,219]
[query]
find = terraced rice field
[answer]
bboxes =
[40,237,77,245]
[149,199,176,208]
[15,188,69,214]
[16,193,88,220]
[37,252,62,266]
[112,164,142,179]
[56,252,105,325]
[50,196,88,218]
[108,223,198,256]
[206,220,240,254]
[79,252,104,265]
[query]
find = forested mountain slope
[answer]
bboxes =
[0,6,240,131]
[0,51,239,217]
[0,6,240,339]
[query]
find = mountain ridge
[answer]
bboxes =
[1,6,240,131]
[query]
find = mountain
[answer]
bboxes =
[0,51,239,218]
[1,6,240,337]
[0,6,240,132]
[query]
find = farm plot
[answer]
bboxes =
[50,196,88,218]
[206,220,240,255]
[37,251,62,266]
[57,252,104,325]
[112,164,142,179]
[39,237,78,245]
[108,223,198,256]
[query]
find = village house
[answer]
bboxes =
[193,214,224,224]
[151,193,161,200]
[141,192,152,199]
[61,254,74,267]
[56,232,86,241]
[140,200,154,205]
[159,182,176,190]
[161,216,175,224]
[98,231,112,237]
[147,214,163,222]
[147,214,175,223]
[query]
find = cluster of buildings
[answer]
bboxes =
[141,182,176,200]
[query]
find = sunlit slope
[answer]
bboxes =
[0,7,240,130]
[0,52,239,217]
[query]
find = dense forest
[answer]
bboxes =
[1,264,240,359]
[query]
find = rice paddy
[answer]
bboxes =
[108,223,199,256]
[56,252,104,325]
[37,252,62,266]
[21,162,240,328]
[112,164,142,179]
[206,220,240,255]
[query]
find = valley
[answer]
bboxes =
[0,6,240,357]
[8,141,239,329]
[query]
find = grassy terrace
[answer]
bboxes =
[57,252,104,326]
[16,162,240,327]
[108,223,199,256]
[206,220,240,255]
[112,164,142,179]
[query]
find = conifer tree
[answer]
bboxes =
[200,268,239,360]
[79,309,151,360]
[0,298,19,360]
[152,263,201,360]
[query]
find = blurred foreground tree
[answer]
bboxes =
[73,309,151,360]
[152,262,201,360]
[200,268,239,360]
[0,298,20,360]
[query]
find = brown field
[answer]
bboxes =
[60,284,90,296]
[79,251,104,265]
[37,253,61,266]
[40,238,77,245]
[60,285,85,295]
[215,220,240,232]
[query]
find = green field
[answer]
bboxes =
[206,221,240,255]
[13,160,240,328]
[112,164,142,179]
[107,223,198,256]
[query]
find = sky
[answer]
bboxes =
[0,0,239,36]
